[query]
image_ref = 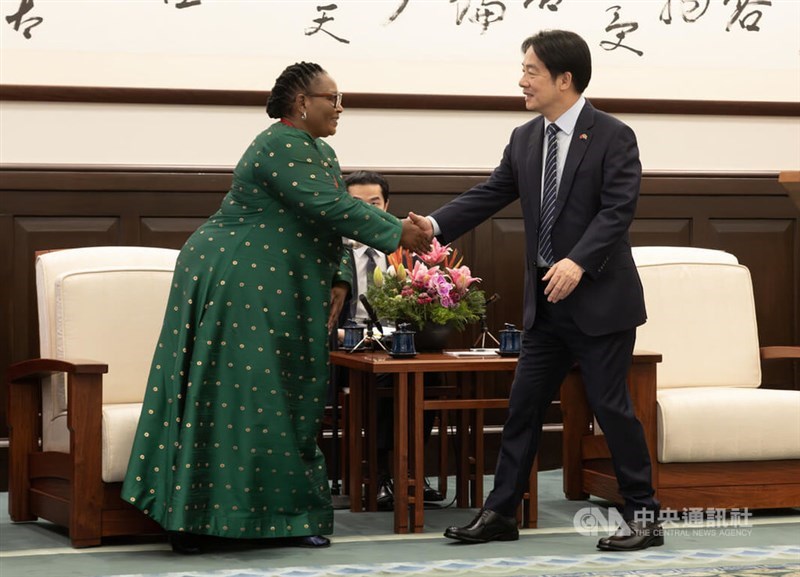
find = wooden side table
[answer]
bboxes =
[330,351,525,533]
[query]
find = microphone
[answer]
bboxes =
[485,293,501,305]
[359,294,384,335]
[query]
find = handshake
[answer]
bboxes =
[400,212,434,254]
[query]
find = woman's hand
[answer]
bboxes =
[328,282,349,332]
[400,215,431,254]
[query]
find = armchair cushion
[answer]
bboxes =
[635,262,761,390]
[36,247,178,466]
[102,403,147,483]
[658,387,800,463]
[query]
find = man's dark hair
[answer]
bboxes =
[521,30,592,94]
[344,171,390,203]
[266,61,325,119]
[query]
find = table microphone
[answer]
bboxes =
[359,294,384,335]
[485,293,501,305]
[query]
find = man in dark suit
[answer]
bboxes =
[339,171,444,509]
[411,30,662,551]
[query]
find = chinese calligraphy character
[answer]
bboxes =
[5,0,43,39]
[305,4,350,44]
[387,0,410,23]
[600,5,643,57]
[164,0,202,8]
[659,0,709,24]
[724,0,772,32]
[523,0,563,11]
[450,0,506,34]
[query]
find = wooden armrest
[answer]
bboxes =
[761,346,800,360]
[7,358,109,382]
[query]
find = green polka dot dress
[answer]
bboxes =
[122,122,402,538]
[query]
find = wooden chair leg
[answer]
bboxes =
[68,372,105,547]
[520,456,538,528]
[8,376,40,522]
[561,371,590,500]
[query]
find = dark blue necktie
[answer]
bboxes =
[365,248,378,289]
[539,123,560,265]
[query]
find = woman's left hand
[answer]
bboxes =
[328,283,349,332]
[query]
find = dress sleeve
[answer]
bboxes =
[260,132,402,255]
[335,246,354,289]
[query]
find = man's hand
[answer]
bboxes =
[408,212,434,242]
[400,216,431,254]
[328,283,349,332]
[542,258,584,303]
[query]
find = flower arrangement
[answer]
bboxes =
[366,239,486,330]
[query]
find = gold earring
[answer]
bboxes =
[301,110,307,120]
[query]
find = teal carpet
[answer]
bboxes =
[3,471,800,577]
[110,546,800,576]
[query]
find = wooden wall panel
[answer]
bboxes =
[11,216,121,366]
[1,166,798,487]
[140,217,209,249]
[630,219,692,247]
[708,219,796,389]
[480,218,527,330]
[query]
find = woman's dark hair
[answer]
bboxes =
[344,171,390,203]
[521,30,592,94]
[266,61,325,119]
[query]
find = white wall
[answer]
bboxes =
[1,100,798,172]
[1,0,798,172]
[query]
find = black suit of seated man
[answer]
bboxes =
[337,171,444,509]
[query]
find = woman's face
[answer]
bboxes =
[301,73,343,139]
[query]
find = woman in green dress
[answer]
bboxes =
[122,62,430,552]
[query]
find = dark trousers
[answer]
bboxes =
[484,276,658,520]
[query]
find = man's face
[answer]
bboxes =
[519,47,563,119]
[347,183,388,212]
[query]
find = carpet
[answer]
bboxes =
[112,545,800,577]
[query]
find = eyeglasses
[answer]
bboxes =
[306,92,343,108]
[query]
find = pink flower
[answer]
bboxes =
[410,261,432,289]
[416,237,451,266]
[417,293,433,305]
[447,266,481,295]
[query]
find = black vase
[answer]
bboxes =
[413,322,456,352]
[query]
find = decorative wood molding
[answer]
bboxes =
[0,165,787,198]
[2,85,798,117]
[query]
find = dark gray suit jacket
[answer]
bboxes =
[430,100,646,336]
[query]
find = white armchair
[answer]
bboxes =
[562,246,800,510]
[8,246,178,547]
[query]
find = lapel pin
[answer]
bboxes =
[579,133,588,140]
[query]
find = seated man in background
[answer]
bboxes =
[340,170,444,509]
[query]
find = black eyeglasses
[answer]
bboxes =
[306,92,343,108]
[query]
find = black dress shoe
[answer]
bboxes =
[423,477,444,502]
[597,519,664,551]
[291,535,331,548]
[167,530,203,555]
[377,476,394,510]
[444,509,519,543]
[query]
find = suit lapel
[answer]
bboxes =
[348,248,360,319]
[553,101,595,222]
[526,119,545,224]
